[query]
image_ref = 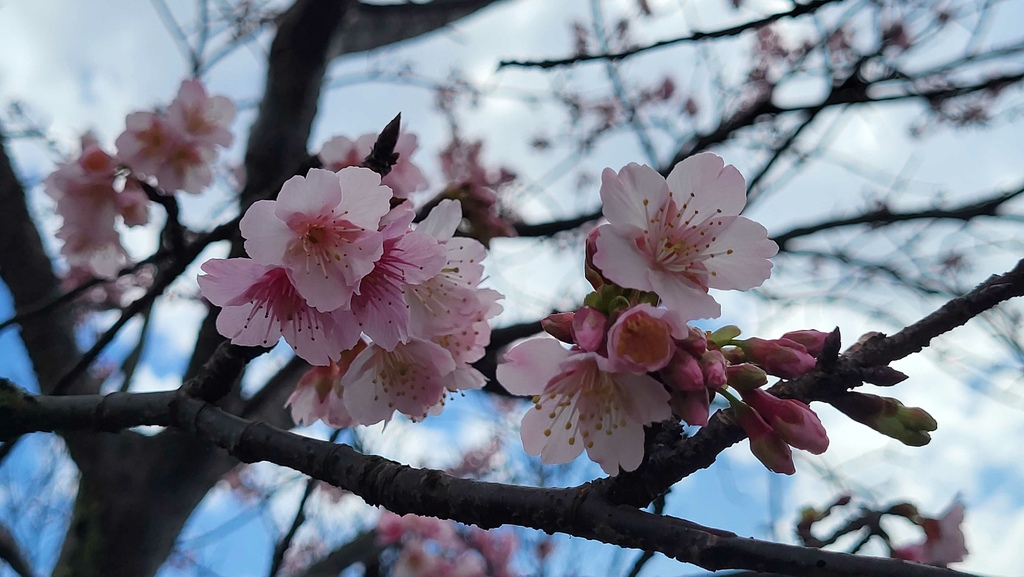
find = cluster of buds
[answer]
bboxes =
[376,511,518,577]
[498,154,833,475]
[44,79,234,278]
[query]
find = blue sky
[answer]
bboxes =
[1,0,1024,575]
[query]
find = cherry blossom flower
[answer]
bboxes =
[406,200,493,337]
[240,167,391,313]
[593,154,777,320]
[44,137,131,277]
[197,258,349,365]
[165,78,235,151]
[893,500,968,567]
[606,304,680,372]
[319,132,428,199]
[338,204,446,350]
[286,341,367,427]
[341,338,457,424]
[497,337,671,475]
[115,79,234,194]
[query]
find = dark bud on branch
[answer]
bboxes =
[363,113,402,178]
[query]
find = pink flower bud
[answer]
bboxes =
[780,329,829,357]
[739,337,817,379]
[541,312,574,344]
[670,388,710,427]
[661,348,704,391]
[700,350,728,389]
[607,304,674,372]
[572,306,608,352]
[733,401,795,475]
[584,227,608,289]
[726,362,768,392]
[676,325,707,357]
[740,389,829,454]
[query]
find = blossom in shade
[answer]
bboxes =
[593,154,778,320]
[571,306,608,353]
[197,258,348,366]
[892,500,968,567]
[165,78,235,150]
[341,338,457,424]
[319,132,428,199]
[115,79,235,194]
[240,167,391,314]
[44,136,131,277]
[339,204,446,350]
[497,337,671,475]
[286,341,367,427]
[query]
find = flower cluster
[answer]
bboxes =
[43,79,235,278]
[198,167,501,425]
[116,78,235,194]
[376,511,518,577]
[498,154,829,475]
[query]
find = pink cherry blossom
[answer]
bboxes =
[893,500,968,567]
[497,337,671,475]
[286,341,367,427]
[593,154,778,320]
[341,338,457,424]
[165,78,235,150]
[197,258,349,365]
[338,204,446,350]
[319,132,428,199]
[44,137,131,277]
[407,200,492,336]
[241,167,391,313]
[606,304,680,372]
[572,307,608,353]
[115,79,234,194]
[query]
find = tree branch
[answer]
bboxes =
[498,0,845,69]
[0,386,976,577]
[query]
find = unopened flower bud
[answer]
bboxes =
[541,312,574,344]
[700,349,728,389]
[572,306,608,352]
[676,325,707,357]
[726,362,768,392]
[732,400,795,475]
[780,329,829,357]
[831,393,937,447]
[738,337,816,379]
[669,388,710,427]
[661,348,704,391]
[740,388,829,454]
[584,227,608,289]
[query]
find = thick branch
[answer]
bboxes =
[0,388,973,577]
